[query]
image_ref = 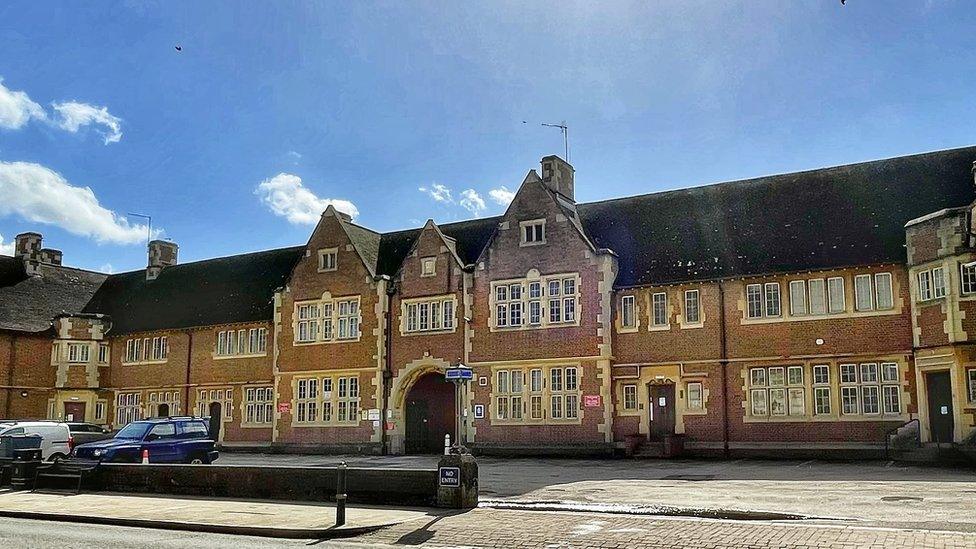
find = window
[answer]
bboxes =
[293,375,360,425]
[855,275,873,311]
[404,297,456,333]
[421,257,436,277]
[684,290,701,324]
[746,284,763,319]
[875,273,894,310]
[115,392,142,426]
[294,297,361,343]
[652,292,668,326]
[813,364,830,415]
[917,270,933,301]
[686,382,703,411]
[94,400,106,422]
[217,328,266,356]
[827,277,845,313]
[620,295,636,329]
[492,274,578,329]
[749,365,805,417]
[296,378,319,423]
[968,369,976,403]
[932,267,947,299]
[837,362,900,416]
[97,344,109,364]
[808,279,827,315]
[244,387,274,425]
[520,220,545,245]
[122,337,166,363]
[962,263,976,295]
[318,248,337,271]
[789,280,807,316]
[147,391,180,416]
[67,343,90,363]
[622,384,637,411]
[195,388,233,422]
[881,362,901,414]
[494,366,579,423]
[764,283,781,317]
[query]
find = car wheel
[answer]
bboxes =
[186,453,209,465]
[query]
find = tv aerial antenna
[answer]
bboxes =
[523,120,570,162]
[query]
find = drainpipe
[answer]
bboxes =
[381,281,396,455]
[718,281,730,459]
[184,329,193,416]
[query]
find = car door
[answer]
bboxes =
[141,423,178,463]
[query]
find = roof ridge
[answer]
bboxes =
[577,144,976,208]
[104,245,306,277]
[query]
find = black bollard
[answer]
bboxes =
[335,461,347,527]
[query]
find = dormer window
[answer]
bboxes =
[421,257,436,277]
[520,219,546,246]
[318,248,338,272]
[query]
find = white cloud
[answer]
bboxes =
[459,189,486,216]
[488,186,516,206]
[0,77,122,144]
[0,161,154,244]
[0,234,15,256]
[255,173,359,225]
[98,263,115,274]
[0,78,46,130]
[418,183,453,204]
[51,101,123,144]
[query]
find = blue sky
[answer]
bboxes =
[1,1,974,273]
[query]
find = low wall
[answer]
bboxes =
[83,464,439,507]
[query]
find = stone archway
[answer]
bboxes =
[388,356,454,455]
[403,373,456,454]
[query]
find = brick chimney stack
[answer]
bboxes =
[147,240,178,281]
[15,232,63,274]
[541,155,575,202]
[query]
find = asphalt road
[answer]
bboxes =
[0,516,393,549]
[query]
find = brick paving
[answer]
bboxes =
[354,508,976,548]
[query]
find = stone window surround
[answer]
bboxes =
[293,294,363,345]
[518,218,547,247]
[488,272,581,333]
[122,336,169,365]
[618,294,639,333]
[420,256,437,277]
[214,327,268,359]
[242,385,274,427]
[291,372,362,427]
[400,294,458,335]
[741,269,901,325]
[743,359,907,423]
[488,364,582,426]
[195,387,234,422]
[317,247,338,272]
[616,287,704,333]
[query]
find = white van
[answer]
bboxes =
[0,422,72,461]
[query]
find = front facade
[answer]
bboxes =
[3,148,976,457]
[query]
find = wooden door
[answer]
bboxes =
[405,399,430,454]
[926,371,954,444]
[648,384,676,440]
[63,402,86,422]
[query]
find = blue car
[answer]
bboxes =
[72,417,219,464]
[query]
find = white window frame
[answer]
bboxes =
[294,297,361,344]
[493,365,580,425]
[789,280,807,316]
[244,386,274,425]
[961,263,976,296]
[620,295,637,329]
[115,392,142,426]
[917,270,933,301]
[746,284,763,319]
[317,248,338,272]
[967,368,976,404]
[684,289,701,325]
[403,296,457,334]
[67,343,90,364]
[932,266,947,299]
[874,272,894,310]
[686,382,703,411]
[651,292,668,327]
[827,277,845,314]
[854,274,874,312]
[491,274,579,331]
[808,278,827,315]
[764,283,781,317]
[622,384,638,411]
[519,219,546,246]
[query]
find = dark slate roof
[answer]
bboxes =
[577,146,976,286]
[0,256,107,333]
[342,221,381,275]
[376,217,498,276]
[82,246,304,335]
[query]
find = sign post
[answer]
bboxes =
[444,364,473,453]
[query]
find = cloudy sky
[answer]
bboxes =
[1,1,974,272]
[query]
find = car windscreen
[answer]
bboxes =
[115,422,151,439]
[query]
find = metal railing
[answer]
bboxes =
[884,418,920,460]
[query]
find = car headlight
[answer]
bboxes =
[92,449,103,457]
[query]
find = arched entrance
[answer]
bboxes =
[404,373,456,454]
[157,403,170,418]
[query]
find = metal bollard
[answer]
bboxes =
[335,461,347,527]
[444,434,451,455]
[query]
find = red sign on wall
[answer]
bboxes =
[277,402,291,414]
[583,395,602,407]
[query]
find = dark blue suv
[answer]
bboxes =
[73,417,219,464]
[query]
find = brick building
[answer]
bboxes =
[2,147,976,457]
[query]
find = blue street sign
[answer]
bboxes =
[439,466,460,487]
[445,367,473,381]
